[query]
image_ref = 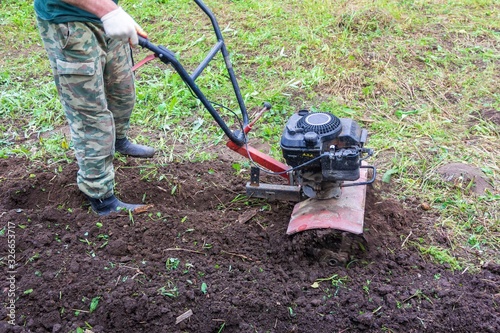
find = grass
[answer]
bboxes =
[1,0,499,267]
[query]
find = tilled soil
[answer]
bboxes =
[0,151,499,333]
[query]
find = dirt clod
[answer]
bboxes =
[437,162,493,194]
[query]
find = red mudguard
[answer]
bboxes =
[286,168,368,235]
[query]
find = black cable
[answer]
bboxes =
[130,45,135,67]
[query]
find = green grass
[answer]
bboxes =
[1,0,499,267]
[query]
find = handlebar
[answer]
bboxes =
[136,0,250,146]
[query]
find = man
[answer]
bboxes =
[34,0,154,215]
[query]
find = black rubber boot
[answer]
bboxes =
[87,195,145,216]
[115,138,155,158]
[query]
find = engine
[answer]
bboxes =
[280,110,372,199]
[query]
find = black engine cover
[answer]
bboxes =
[280,110,367,182]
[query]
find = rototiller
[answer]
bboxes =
[135,0,376,263]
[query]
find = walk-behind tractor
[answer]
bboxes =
[135,0,376,265]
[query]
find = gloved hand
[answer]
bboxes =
[101,7,147,46]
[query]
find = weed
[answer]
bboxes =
[217,322,226,333]
[89,296,100,313]
[104,262,116,270]
[166,258,181,271]
[311,273,349,297]
[200,282,208,294]
[25,253,40,265]
[417,244,461,270]
[183,262,195,274]
[158,283,179,298]
[363,280,371,295]
[403,289,434,305]
[97,234,109,249]
[128,209,135,224]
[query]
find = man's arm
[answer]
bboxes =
[62,0,118,18]
[61,0,146,45]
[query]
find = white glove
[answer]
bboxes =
[101,7,146,46]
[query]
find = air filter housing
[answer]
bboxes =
[296,112,342,139]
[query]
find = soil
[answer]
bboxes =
[437,163,494,195]
[1,145,499,333]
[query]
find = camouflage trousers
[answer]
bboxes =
[37,18,136,199]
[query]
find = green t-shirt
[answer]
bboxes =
[34,0,119,24]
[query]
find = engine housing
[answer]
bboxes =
[280,110,369,198]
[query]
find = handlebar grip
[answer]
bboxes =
[138,36,149,48]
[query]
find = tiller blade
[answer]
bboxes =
[286,168,368,235]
